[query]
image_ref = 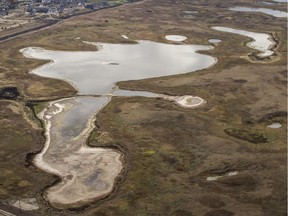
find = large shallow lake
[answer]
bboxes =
[22,40,215,95]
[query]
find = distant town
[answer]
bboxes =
[0,0,134,39]
[0,0,131,17]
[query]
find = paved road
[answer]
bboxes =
[0,20,62,43]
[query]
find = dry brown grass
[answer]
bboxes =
[0,0,286,215]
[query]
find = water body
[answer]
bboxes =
[112,88,158,97]
[206,171,239,181]
[165,35,188,42]
[267,123,282,128]
[21,41,214,95]
[182,10,198,14]
[121,34,129,39]
[37,96,122,208]
[212,26,276,58]
[261,2,275,5]
[208,39,222,44]
[229,7,288,18]
[21,40,215,208]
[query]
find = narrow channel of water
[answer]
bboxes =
[272,0,287,3]
[212,26,276,58]
[261,2,275,5]
[229,6,288,18]
[21,39,216,208]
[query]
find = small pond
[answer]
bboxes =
[208,39,222,44]
[165,35,188,42]
[182,10,198,14]
[267,123,282,128]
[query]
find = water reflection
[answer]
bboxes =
[272,0,287,2]
[230,6,288,17]
[36,96,122,208]
[165,35,187,42]
[21,41,215,95]
[212,26,275,58]
[208,39,222,44]
[267,123,282,128]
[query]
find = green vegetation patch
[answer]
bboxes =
[26,101,48,115]
[224,128,268,144]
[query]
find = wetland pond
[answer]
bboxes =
[267,123,282,128]
[208,39,222,44]
[229,6,288,18]
[212,26,276,58]
[272,0,287,2]
[22,40,214,95]
[165,35,187,42]
[21,38,216,208]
